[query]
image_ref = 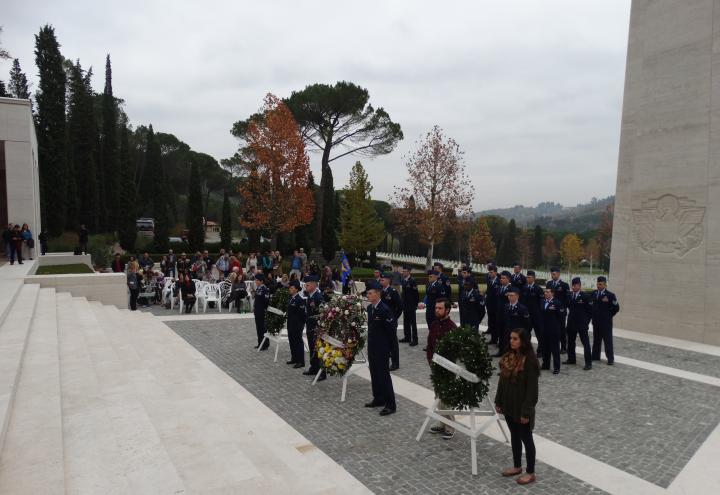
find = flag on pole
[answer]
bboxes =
[341,252,351,285]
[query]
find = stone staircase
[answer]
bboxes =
[0,284,370,494]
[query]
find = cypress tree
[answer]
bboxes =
[117,126,137,250]
[101,55,120,232]
[8,59,31,100]
[67,61,99,230]
[220,188,232,249]
[35,25,68,236]
[146,126,169,252]
[498,218,519,266]
[186,157,205,252]
[0,80,8,97]
[533,225,543,268]
[338,162,384,260]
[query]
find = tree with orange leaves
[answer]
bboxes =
[240,94,314,249]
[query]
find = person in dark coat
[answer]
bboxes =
[522,270,545,353]
[302,275,326,381]
[485,265,500,344]
[380,273,402,370]
[38,230,48,256]
[565,277,593,370]
[364,281,397,416]
[9,225,23,265]
[590,276,620,365]
[286,280,306,368]
[400,265,419,346]
[421,270,447,327]
[540,287,564,374]
[127,262,140,310]
[426,298,458,439]
[180,273,197,313]
[457,265,470,325]
[511,262,527,290]
[495,327,539,486]
[460,277,485,332]
[253,274,270,350]
[433,262,453,301]
[78,224,89,254]
[546,267,570,352]
[494,284,529,357]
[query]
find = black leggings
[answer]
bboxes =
[505,416,536,473]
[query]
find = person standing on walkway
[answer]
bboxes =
[460,277,485,333]
[253,273,270,350]
[546,267,570,352]
[127,262,140,311]
[521,270,544,353]
[565,277,593,370]
[426,298,458,439]
[495,327,539,486]
[485,265,500,344]
[38,229,48,256]
[286,280,306,368]
[590,276,620,365]
[540,287,564,374]
[9,225,23,265]
[364,280,397,416]
[78,224,89,254]
[302,275,326,381]
[380,273,402,371]
[400,265,419,346]
[20,223,33,260]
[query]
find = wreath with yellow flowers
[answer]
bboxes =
[315,294,367,376]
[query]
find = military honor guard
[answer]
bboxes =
[546,267,570,352]
[521,270,545,352]
[459,277,485,332]
[421,270,447,326]
[399,265,419,346]
[485,265,500,344]
[540,287,565,374]
[495,286,530,357]
[286,279,306,369]
[433,262,453,301]
[364,281,397,416]
[590,276,620,365]
[380,273,402,370]
[511,262,527,290]
[253,274,271,351]
[457,265,470,326]
[302,275,327,381]
[565,277,593,370]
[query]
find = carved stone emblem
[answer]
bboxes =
[632,194,705,256]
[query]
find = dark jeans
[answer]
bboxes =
[505,416,536,474]
[129,288,139,310]
[9,242,22,264]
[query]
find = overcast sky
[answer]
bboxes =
[1,1,631,211]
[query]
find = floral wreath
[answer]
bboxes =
[315,294,367,376]
[264,288,290,336]
[430,325,494,409]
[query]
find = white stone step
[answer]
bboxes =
[84,300,186,494]
[106,306,370,494]
[0,283,40,453]
[56,292,132,494]
[0,287,64,494]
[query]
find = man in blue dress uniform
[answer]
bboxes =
[565,277,593,370]
[546,267,570,352]
[399,265,419,346]
[380,273,402,370]
[253,274,270,351]
[302,275,327,381]
[590,276,620,365]
[364,281,397,416]
[286,280,306,369]
[541,286,565,374]
[485,265,500,343]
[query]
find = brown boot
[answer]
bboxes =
[501,467,523,477]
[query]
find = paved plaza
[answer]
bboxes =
[157,309,720,494]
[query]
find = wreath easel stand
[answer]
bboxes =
[258,306,309,363]
[416,353,509,475]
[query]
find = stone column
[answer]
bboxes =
[610,0,720,345]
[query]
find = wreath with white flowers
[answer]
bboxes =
[315,294,367,376]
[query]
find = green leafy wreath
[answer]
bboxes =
[430,325,494,409]
[265,288,290,335]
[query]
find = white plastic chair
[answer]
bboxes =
[161,278,174,307]
[203,283,222,313]
[194,280,207,312]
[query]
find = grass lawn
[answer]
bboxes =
[36,264,95,275]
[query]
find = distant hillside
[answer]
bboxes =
[477,196,614,232]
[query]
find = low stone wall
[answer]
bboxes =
[23,272,126,308]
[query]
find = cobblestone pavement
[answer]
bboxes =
[169,319,606,494]
[393,324,720,489]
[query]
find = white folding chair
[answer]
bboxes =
[203,283,222,313]
[194,280,207,313]
[161,278,174,307]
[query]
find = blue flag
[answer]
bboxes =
[341,252,351,285]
